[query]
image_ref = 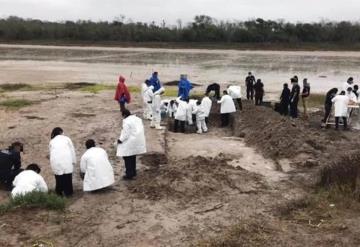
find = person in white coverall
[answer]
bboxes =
[217,90,236,127]
[188,99,197,125]
[141,80,153,120]
[117,110,147,180]
[174,97,188,133]
[227,85,242,110]
[80,139,115,192]
[49,127,76,197]
[192,100,208,134]
[151,87,165,130]
[201,94,212,124]
[332,91,350,130]
[11,164,48,198]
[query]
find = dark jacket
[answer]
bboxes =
[302,85,310,98]
[280,88,291,104]
[245,75,256,88]
[290,84,300,103]
[254,81,264,94]
[0,149,21,172]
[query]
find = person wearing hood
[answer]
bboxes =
[321,88,338,125]
[280,83,291,116]
[342,77,354,92]
[227,85,242,110]
[301,78,311,119]
[289,77,301,118]
[117,110,146,180]
[49,127,76,197]
[201,93,213,124]
[178,74,193,100]
[192,100,208,134]
[245,72,256,100]
[206,83,221,100]
[114,75,131,113]
[80,139,114,192]
[141,80,153,120]
[151,87,166,130]
[353,85,359,99]
[0,142,23,190]
[254,79,264,106]
[218,90,236,127]
[332,91,350,130]
[174,97,188,133]
[11,164,48,198]
[149,72,161,92]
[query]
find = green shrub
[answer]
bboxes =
[0,83,33,92]
[0,99,34,109]
[0,191,66,215]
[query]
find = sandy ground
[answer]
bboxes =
[1,87,360,246]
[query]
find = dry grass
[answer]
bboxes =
[0,99,34,109]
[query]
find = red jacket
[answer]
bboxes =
[114,76,131,103]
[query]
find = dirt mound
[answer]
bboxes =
[127,155,262,202]
[232,101,357,162]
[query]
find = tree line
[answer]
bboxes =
[0,15,360,44]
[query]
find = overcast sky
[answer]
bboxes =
[1,0,359,25]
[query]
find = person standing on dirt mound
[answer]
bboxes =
[218,90,236,127]
[301,78,311,119]
[289,77,301,118]
[245,72,256,100]
[149,72,162,92]
[254,79,264,106]
[117,110,146,180]
[49,127,76,197]
[178,74,193,100]
[80,139,114,192]
[280,83,291,116]
[151,87,166,130]
[114,75,131,113]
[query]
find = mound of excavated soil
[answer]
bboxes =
[127,155,264,202]
[233,101,358,163]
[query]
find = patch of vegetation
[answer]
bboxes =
[0,191,66,215]
[64,82,96,90]
[0,83,33,92]
[196,220,276,247]
[0,99,34,109]
[79,84,114,94]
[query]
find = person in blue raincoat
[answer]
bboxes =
[149,72,161,92]
[178,74,193,100]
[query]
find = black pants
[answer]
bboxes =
[255,93,263,105]
[235,98,243,110]
[280,102,289,116]
[221,113,230,127]
[119,102,126,113]
[123,155,137,178]
[290,101,299,118]
[174,119,185,133]
[335,117,347,130]
[322,104,332,123]
[55,173,73,197]
[0,169,23,190]
[246,87,254,100]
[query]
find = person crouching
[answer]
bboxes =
[193,100,208,134]
[80,139,115,192]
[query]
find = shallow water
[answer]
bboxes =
[0,44,360,95]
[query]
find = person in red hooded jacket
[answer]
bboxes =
[114,76,131,112]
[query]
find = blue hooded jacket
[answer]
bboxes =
[149,73,161,92]
[178,78,193,100]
